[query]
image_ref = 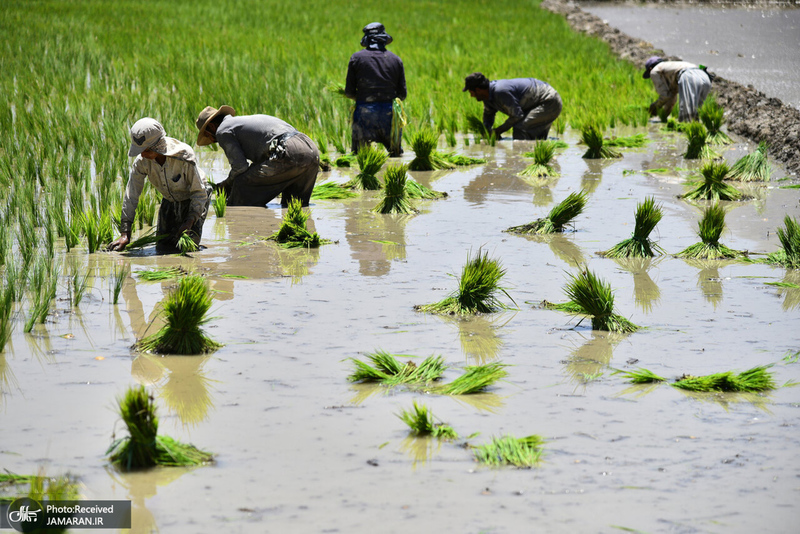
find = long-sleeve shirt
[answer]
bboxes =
[120,147,208,234]
[344,49,407,103]
[215,114,296,182]
[482,78,559,135]
[650,61,697,111]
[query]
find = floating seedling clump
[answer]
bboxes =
[441,152,486,166]
[107,385,214,470]
[373,164,417,214]
[581,123,621,159]
[506,190,587,235]
[347,143,388,190]
[763,215,800,269]
[728,141,772,182]
[604,133,650,148]
[473,434,545,468]
[698,94,731,145]
[616,365,777,392]
[408,130,456,171]
[311,181,359,200]
[683,160,744,201]
[563,269,639,333]
[405,179,447,200]
[137,275,221,355]
[603,197,664,258]
[269,198,331,249]
[676,204,743,259]
[347,350,447,386]
[397,401,458,440]
[432,362,509,395]
[138,266,190,282]
[520,140,558,178]
[415,249,513,315]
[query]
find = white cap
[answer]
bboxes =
[129,118,167,157]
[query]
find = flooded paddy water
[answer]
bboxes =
[2,123,800,533]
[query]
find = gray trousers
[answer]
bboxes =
[226,133,320,207]
[156,193,211,252]
[513,93,563,140]
[678,69,711,122]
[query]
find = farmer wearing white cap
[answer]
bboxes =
[195,105,319,207]
[108,118,211,252]
[643,56,712,122]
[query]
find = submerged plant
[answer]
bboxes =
[763,215,800,269]
[397,401,458,439]
[473,434,545,468]
[676,204,743,259]
[616,365,777,392]
[348,143,388,190]
[433,362,509,395]
[581,123,621,159]
[347,350,447,386]
[374,164,417,214]
[728,142,772,182]
[107,385,214,470]
[110,264,129,305]
[415,249,513,315]
[137,275,221,355]
[698,94,731,145]
[70,268,90,307]
[520,140,558,177]
[506,190,587,235]
[563,269,639,333]
[683,160,743,201]
[408,130,455,171]
[603,197,664,258]
[269,198,331,249]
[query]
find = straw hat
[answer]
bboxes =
[196,105,236,146]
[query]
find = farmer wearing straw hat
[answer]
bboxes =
[195,106,320,207]
[345,22,407,156]
[108,117,211,253]
[643,56,712,122]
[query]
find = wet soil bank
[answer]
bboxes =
[541,0,800,176]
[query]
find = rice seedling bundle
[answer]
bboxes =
[408,130,456,171]
[604,133,650,148]
[683,160,743,201]
[333,154,357,168]
[540,299,587,314]
[106,385,213,470]
[563,270,639,333]
[415,249,513,315]
[405,179,447,200]
[603,197,665,258]
[473,434,544,468]
[137,275,221,355]
[347,350,447,386]
[682,122,718,159]
[764,215,800,269]
[728,142,772,182]
[465,114,496,146]
[519,140,558,178]
[617,365,776,392]
[212,189,227,218]
[374,164,417,214]
[25,470,80,503]
[441,152,487,166]
[177,231,199,255]
[397,401,458,440]
[124,228,169,251]
[311,182,359,200]
[269,199,331,249]
[506,190,587,235]
[433,362,509,395]
[698,94,731,145]
[138,266,190,282]
[676,203,742,259]
[581,123,622,159]
[347,143,388,190]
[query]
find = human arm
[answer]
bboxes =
[492,91,525,136]
[344,56,358,100]
[215,130,250,188]
[395,57,407,101]
[108,160,146,250]
[650,70,677,114]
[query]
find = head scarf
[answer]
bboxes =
[361,22,392,51]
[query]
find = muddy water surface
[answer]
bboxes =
[2,126,800,533]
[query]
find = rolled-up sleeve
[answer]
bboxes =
[120,158,147,234]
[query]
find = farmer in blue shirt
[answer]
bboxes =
[464,72,562,140]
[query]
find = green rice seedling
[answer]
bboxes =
[465,114,496,146]
[111,264,129,305]
[80,210,102,253]
[506,190,587,235]
[563,269,639,333]
[581,123,622,159]
[408,130,456,171]
[405,178,447,199]
[520,140,558,177]
[441,152,487,166]
[657,104,673,123]
[374,164,417,214]
[268,198,331,249]
[682,122,718,159]
[138,266,190,282]
[614,367,668,384]
[699,94,731,145]
[672,366,776,392]
[333,154,356,167]
[603,197,665,258]
[676,204,743,259]
[124,229,169,251]
[177,231,199,256]
[763,215,800,269]
[728,142,772,182]
[433,362,509,395]
[473,434,544,468]
[415,249,513,315]
[540,299,587,314]
[311,181,359,200]
[604,133,650,148]
[347,350,447,386]
[0,286,15,352]
[212,189,227,218]
[70,268,90,307]
[136,186,160,229]
[397,401,459,440]
[107,385,213,470]
[346,143,388,190]
[17,216,37,266]
[24,256,58,333]
[683,160,743,201]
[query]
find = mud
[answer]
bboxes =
[541,0,800,176]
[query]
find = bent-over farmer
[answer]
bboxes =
[345,22,407,156]
[463,72,562,140]
[108,117,210,253]
[643,56,712,122]
[196,106,319,207]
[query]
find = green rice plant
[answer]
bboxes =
[563,269,639,333]
[212,189,227,218]
[268,198,331,249]
[682,122,719,159]
[333,154,357,168]
[581,123,621,159]
[604,133,650,147]
[107,385,214,470]
[23,256,58,333]
[397,401,458,440]
[65,215,82,251]
[138,266,190,282]
[728,142,772,182]
[663,116,686,132]
[311,181,359,200]
[347,350,447,386]
[70,268,90,307]
[17,215,37,266]
[540,299,587,314]
[346,143,388,190]
[473,434,544,468]
[137,275,221,355]
[676,204,743,259]
[763,215,800,269]
[0,286,15,352]
[415,249,513,315]
[505,190,587,235]
[520,140,558,177]
[683,160,743,201]
[441,152,487,166]
[465,114,496,146]
[698,94,731,145]
[433,362,509,395]
[405,179,447,199]
[374,164,417,214]
[80,210,102,253]
[614,367,667,384]
[111,264,129,305]
[672,366,776,392]
[408,130,456,171]
[603,197,665,258]
[124,228,169,251]
[177,231,199,255]
[136,186,159,229]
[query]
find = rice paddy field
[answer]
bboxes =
[1,1,800,533]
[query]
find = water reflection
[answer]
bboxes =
[564,331,625,386]
[683,259,736,308]
[581,158,615,194]
[398,434,443,468]
[439,313,513,364]
[344,196,412,277]
[775,270,800,311]
[613,257,662,313]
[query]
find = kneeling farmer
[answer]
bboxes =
[108,118,210,253]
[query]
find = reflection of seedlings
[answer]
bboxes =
[614,257,661,313]
[616,365,777,392]
[687,260,725,308]
[415,249,513,315]
[603,197,664,258]
[269,198,331,249]
[564,269,639,333]
[432,362,509,395]
[399,434,442,468]
[137,275,221,355]
[311,181,359,200]
[138,266,189,282]
[444,314,508,365]
[519,141,558,177]
[676,204,743,259]
[548,235,585,267]
[604,133,650,148]
[773,271,800,311]
[506,190,587,235]
[212,189,227,218]
[107,385,214,470]
[729,141,771,182]
[374,164,417,215]
[409,130,455,171]
[405,178,447,199]
[683,161,744,201]
[157,355,216,427]
[581,123,621,159]
[699,94,731,145]
[473,434,544,468]
[397,401,458,440]
[348,143,388,190]
[564,332,622,385]
[111,264,129,305]
[347,351,447,386]
[762,215,800,269]
[682,122,718,160]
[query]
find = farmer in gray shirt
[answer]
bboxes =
[195,105,320,207]
[463,72,562,140]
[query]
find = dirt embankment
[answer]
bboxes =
[541,0,800,176]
